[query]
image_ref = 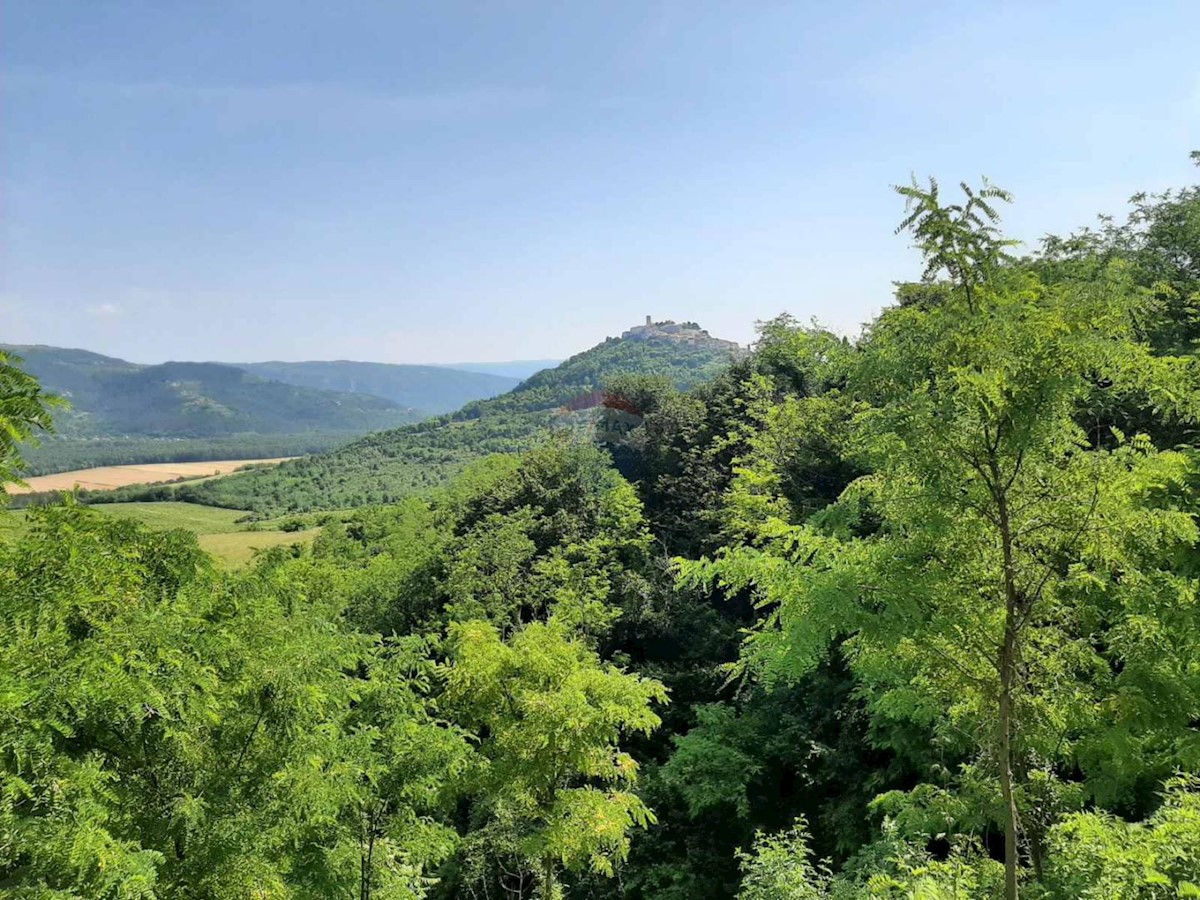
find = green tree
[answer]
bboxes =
[734,818,1004,900]
[736,819,831,900]
[0,348,61,487]
[441,619,666,898]
[1037,152,1200,354]
[894,175,1016,312]
[0,505,467,899]
[684,180,1200,899]
[1043,775,1200,898]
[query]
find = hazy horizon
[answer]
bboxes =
[4,1,1198,364]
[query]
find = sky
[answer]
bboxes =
[3,1,1199,365]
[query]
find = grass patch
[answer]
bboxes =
[0,508,28,539]
[198,529,319,568]
[1,501,320,569]
[93,501,250,533]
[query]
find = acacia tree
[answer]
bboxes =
[0,349,61,487]
[685,181,1200,899]
[1037,151,1200,354]
[441,619,666,898]
[894,175,1016,312]
[0,506,469,899]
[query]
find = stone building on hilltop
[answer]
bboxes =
[620,316,742,352]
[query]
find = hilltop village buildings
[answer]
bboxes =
[619,316,743,352]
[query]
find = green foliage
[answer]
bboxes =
[736,819,831,900]
[0,348,61,487]
[850,845,1005,900]
[1035,156,1200,354]
[6,167,1200,900]
[680,172,1200,899]
[663,704,762,819]
[295,442,654,642]
[735,820,1005,900]
[460,334,735,418]
[0,504,467,898]
[1043,776,1200,899]
[442,619,666,895]
[894,175,1017,309]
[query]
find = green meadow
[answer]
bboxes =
[0,501,319,568]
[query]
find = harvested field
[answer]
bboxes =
[6,458,294,495]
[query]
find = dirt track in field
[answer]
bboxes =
[7,459,294,495]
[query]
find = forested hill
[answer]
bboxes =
[3,345,431,473]
[4,345,420,437]
[457,327,741,416]
[179,325,741,514]
[234,360,520,414]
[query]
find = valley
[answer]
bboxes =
[176,322,743,515]
[233,360,520,414]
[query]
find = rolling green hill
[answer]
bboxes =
[178,324,741,515]
[5,345,423,473]
[235,360,520,414]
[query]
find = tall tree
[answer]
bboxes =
[684,180,1200,899]
[1035,152,1200,355]
[441,619,666,898]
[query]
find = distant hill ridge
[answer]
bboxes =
[3,346,418,438]
[232,360,519,415]
[4,346,531,474]
[434,359,561,380]
[178,319,741,515]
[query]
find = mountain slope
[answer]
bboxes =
[182,323,741,515]
[5,346,418,437]
[235,360,520,414]
[5,345,429,473]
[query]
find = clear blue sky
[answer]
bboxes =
[3,1,1198,364]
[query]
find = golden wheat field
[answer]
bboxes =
[6,458,294,495]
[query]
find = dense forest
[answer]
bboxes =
[175,333,740,516]
[2,162,1200,899]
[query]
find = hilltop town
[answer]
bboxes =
[620,316,743,352]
